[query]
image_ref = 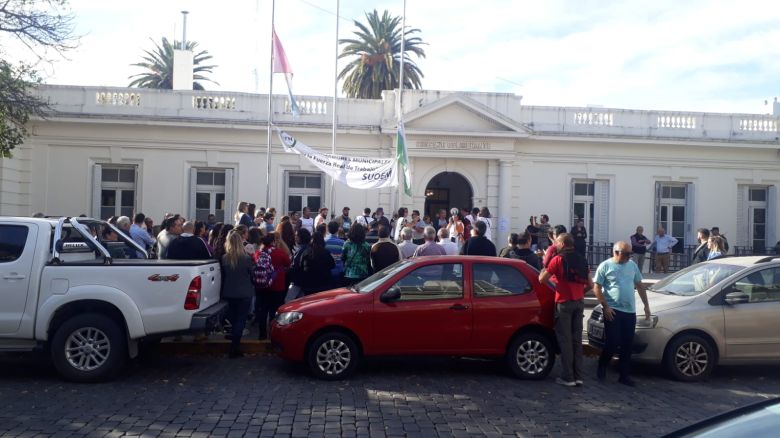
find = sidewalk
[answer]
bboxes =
[160,323,272,355]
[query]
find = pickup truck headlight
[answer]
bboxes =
[276,311,303,326]
[636,315,658,329]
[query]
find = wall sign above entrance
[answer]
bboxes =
[416,140,491,151]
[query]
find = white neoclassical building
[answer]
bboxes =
[1,84,779,252]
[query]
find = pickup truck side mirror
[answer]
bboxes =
[724,291,749,305]
[380,285,402,303]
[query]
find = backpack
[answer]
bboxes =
[252,249,276,289]
[561,252,589,284]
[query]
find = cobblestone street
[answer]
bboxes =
[1,352,779,437]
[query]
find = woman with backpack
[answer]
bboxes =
[254,233,291,340]
[342,224,372,286]
[220,230,255,358]
[538,233,593,387]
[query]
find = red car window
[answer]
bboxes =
[391,263,464,301]
[473,263,532,297]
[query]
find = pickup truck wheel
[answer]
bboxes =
[507,332,555,380]
[307,332,359,380]
[51,313,127,382]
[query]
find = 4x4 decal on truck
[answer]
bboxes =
[148,274,180,282]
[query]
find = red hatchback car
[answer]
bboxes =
[270,256,556,380]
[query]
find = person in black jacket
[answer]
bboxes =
[500,232,541,270]
[167,221,213,259]
[460,220,497,256]
[220,230,254,358]
[692,228,710,263]
[297,231,335,296]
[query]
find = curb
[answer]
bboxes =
[158,338,273,355]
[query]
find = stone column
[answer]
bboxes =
[497,159,513,247]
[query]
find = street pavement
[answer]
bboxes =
[1,351,779,437]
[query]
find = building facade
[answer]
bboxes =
[1,85,779,252]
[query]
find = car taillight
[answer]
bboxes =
[185,276,201,310]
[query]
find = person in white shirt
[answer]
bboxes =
[476,207,493,242]
[314,207,329,229]
[355,207,374,229]
[393,207,409,242]
[465,207,479,229]
[649,227,679,274]
[397,228,418,259]
[300,207,314,233]
[437,228,459,255]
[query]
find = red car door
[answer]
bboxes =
[371,261,473,355]
[470,261,551,354]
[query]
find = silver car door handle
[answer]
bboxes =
[3,274,26,280]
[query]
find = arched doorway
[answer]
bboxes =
[424,172,473,220]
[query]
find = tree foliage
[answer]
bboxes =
[128,37,218,90]
[338,9,426,99]
[0,0,77,157]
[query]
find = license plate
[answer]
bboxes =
[588,321,604,340]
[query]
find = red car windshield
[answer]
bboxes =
[353,260,412,293]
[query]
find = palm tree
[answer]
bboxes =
[128,37,217,90]
[338,10,426,99]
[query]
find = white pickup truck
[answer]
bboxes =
[0,216,226,382]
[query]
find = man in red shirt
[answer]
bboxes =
[539,233,592,387]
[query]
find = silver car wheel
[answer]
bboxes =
[515,339,549,375]
[315,339,352,376]
[675,341,709,377]
[64,327,111,372]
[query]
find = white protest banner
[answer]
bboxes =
[277,129,398,189]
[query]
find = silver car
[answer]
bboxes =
[587,256,780,381]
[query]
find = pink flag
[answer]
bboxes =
[272,29,300,116]
[272,29,293,75]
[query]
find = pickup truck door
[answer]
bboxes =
[0,223,37,335]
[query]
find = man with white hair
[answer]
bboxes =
[115,216,131,234]
[437,228,458,255]
[593,240,650,387]
[413,226,446,257]
[397,227,418,259]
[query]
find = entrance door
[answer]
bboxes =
[655,183,689,252]
[424,172,473,220]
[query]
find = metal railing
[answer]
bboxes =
[584,243,779,273]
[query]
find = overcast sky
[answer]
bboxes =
[6,0,780,114]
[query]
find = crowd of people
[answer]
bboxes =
[71,202,749,370]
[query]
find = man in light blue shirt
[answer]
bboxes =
[593,241,650,387]
[129,213,155,258]
[649,227,678,274]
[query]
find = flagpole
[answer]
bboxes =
[395,0,407,211]
[329,0,340,218]
[265,0,276,209]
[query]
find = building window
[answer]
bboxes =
[190,168,233,223]
[737,185,776,252]
[97,165,136,220]
[194,170,226,221]
[654,182,693,252]
[571,179,609,244]
[285,172,323,213]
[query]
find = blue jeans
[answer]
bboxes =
[598,309,636,379]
